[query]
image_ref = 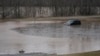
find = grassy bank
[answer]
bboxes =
[0,16,100,22]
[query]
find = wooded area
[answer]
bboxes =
[0,0,100,19]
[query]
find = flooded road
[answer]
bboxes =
[0,21,100,55]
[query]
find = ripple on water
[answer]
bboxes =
[12,22,100,38]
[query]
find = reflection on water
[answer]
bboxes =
[0,21,100,55]
[14,22,100,38]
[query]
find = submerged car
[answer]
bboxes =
[65,19,81,25]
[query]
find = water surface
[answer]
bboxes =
[0,21,100,55]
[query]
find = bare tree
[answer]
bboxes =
[1,0,5,19]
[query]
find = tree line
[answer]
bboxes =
[0,0,100,19]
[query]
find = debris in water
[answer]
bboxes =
[19,50,25,54]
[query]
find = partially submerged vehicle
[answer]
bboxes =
[65,19,81,25]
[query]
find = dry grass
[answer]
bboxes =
[61,51,100,56]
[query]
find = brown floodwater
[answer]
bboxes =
[0,21,100,55]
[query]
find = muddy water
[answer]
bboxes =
[0,21,100,55]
